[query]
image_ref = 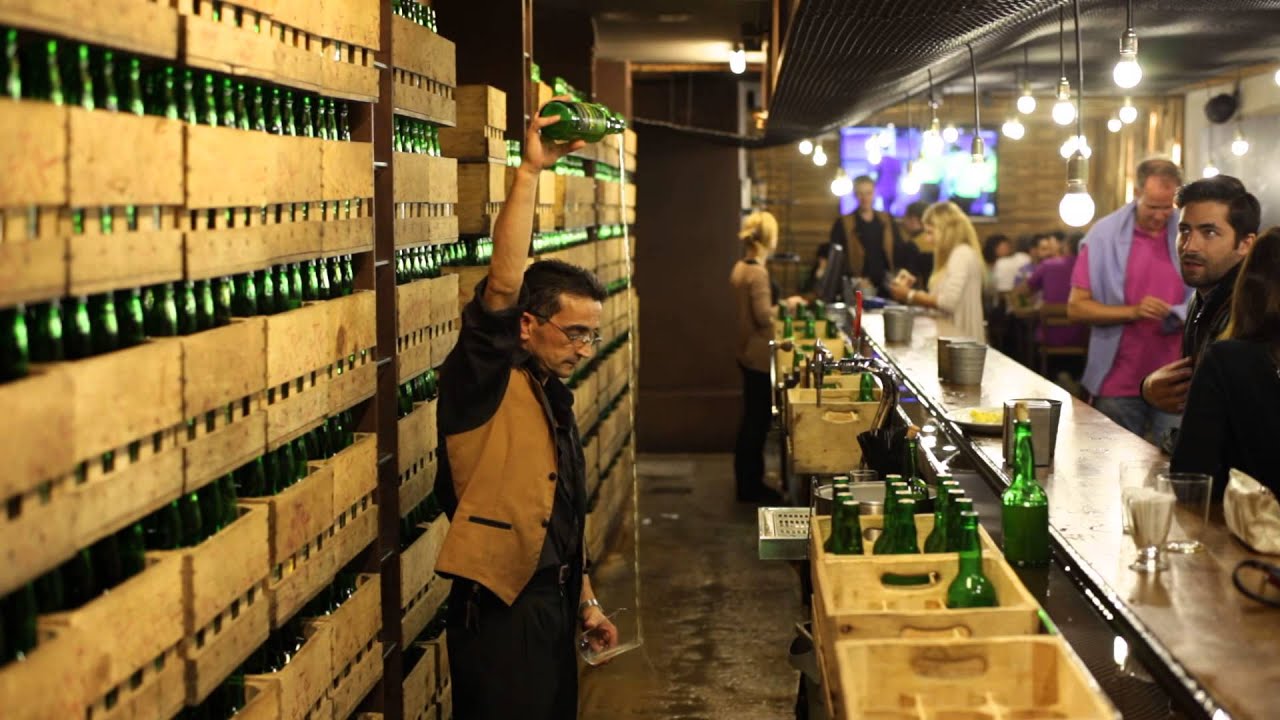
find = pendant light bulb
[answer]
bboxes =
[1052,79,1076,126]
[1107,117,1122,133]
[1017,88,1037,115]
[901,163,922,195]
[1231,128,1250,157]
[1002,117,1025,140]
[1275,68,1280,87]
[812,144,828,167]
[1058,135,1091,160]
[1202,161,1220,178]
[1059,151,1095,227]
[922,117,944,158]
[1119,97,1138,124]
[1113,30,1142,89]
[831,172,853,197]
[798,139,813,155]
[942,123,959,144]
[879,123,896,149]
[729,44,746,75]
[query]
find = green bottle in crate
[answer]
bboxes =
[213,277,233,326]
[98,49,118,111]
[33,568,65,614]
[268,87,284,135]
[858,372,876,402]
[946,510,999,608]
[176,281,199,335]
[219,473,239,528]
[197,482,224,535]
[200,73,218,126]
[1,304,28,382]
[195,279,216,331]
[90,529,126,589]
[250,84,266,131]
[255,268,276,315]
[871,481,905,554]
[886,495,920,554]
[2,583,39,663]
[115,288,145,346]
[303,260,320,301]
[923,481,951,553]
[826,497,864,555]
[180,492,205,546]
[284,90,299,136]
[65,296,93,359]
[232,273,257,317]
[236,456,268,497]
[288,263,303,310]
[324,98,338,140]
[71,44,92,110]
[1001,402,1050,567]
[120,522,147,578]
[60,548,97,608]
[3,29,18,100]
[233,82,249,130]
[539,101,625,144]
[948,495,974,553]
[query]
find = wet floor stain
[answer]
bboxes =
[579,454,804,719]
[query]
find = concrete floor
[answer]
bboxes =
[579,454,805,720]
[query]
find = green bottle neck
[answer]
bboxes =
[958,518,984,573]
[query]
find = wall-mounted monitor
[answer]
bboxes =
[837,125,999,219]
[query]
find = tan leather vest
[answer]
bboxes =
[840,210,896,278]
[435,367,560,605]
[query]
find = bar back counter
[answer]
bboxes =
[795,309,1278,720]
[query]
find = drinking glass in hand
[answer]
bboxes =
[1158,472,1213,554]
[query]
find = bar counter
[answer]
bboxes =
[858,310,1278,720]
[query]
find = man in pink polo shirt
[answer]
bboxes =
[1067,159,1192,444]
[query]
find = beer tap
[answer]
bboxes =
[810,352,901,432]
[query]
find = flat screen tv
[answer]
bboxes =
[837,125,999,219]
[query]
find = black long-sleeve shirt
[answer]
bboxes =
[1170,339,1280,500]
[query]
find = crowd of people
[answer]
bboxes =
[731,163,1280,502]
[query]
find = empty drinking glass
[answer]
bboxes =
[1159,472,1213,554]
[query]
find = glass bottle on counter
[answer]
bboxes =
[538,101,625,143]
[945,510,999,608]
[1001,402,1050,567]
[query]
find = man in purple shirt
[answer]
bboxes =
[1067,159,1192,443]
[1020,233,1086,348]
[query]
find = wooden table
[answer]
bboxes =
[861,310,1279,720]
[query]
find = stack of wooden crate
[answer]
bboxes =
[808,514,1119,719]
[444,86,507,236]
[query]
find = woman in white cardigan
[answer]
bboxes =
[888,201,987,341]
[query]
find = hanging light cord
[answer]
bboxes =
[1074,0,1084,139]
[969,43,980,133]
[905,92,915,157]
[1126,0,1134,32]
[1022,45,1029,88]
[1058,4,1066,80]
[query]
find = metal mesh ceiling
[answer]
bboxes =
[767,0,1280,139]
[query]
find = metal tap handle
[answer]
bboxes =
[810,339,832,406]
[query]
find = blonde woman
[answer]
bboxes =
[889,202,987,341]
[730,210,782,504]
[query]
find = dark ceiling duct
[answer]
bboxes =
[766,0,1280,141]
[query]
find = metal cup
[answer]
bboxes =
[882,307,914,344]
[948,342,987,385]
[1006,398,1062,463]
[1002,399,1055,467]
[936,336,970,383]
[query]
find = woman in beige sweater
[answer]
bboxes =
[730,211,783,503]
[888,201,987,341]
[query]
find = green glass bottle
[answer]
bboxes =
[64,296,93,360]
[255,268,276,315]
[120,522,147,579]
[234,82,250,131]
[830,498,864,555]
[273,265,291,313]
[114,289,145,346]
[872,480,905,554]
[949,496,975,553]
[43,39,64,105]
[148,500,183,550]
[176,281,199,335]
[1,305,29,382]
[781,316,793,339]
[213,277,233,326]
[159,66,178,119]
[85,294,118,356]
[145,283,179,337]
[946,511,999,608]
[197,482,224,536]
[858,372,876,402]
[3,29,18,100]
[284,90,298,136]
[884,494,921,554]
[316,258,332,300]
[200,73,218,126]
[27,302,63,362]
[73,44,93,110]
[60,549,97,609]
[250,85,267,132]
[180,70,197,124]
[902,427,928,503]
[232,273,258,317]
[338,102,351,140]
[341,255,355,294]
[180,492,204,547]
[219,473,239,527]
[2,583,38,662]
[539,101,625,143]
[33,568,65,614]
[1001,403,1050,567]
[98,49,118,111]
[89,531,125,590]
[268,87,284,135]
[803,316,816,340]
[302,260,320,302]
[236,456,268,497]
[291,436,309,483]
[923,482,950,554]
[288,263,303,310]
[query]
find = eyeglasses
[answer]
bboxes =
[533,314,602,348]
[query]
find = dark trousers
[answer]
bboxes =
[734,363,773,500]
[446,568,580,720]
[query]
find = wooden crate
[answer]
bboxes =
[555,174,596,208]
[399,446,437,517]
[272,0,382,51]
[92,643,187,720]
[786,388,880,474]
[595,181,637,209]
[394,211,460,250]
[321,140,376,256]
[238,679,280,720]
[0,626,104,720]
[394,154,459,205]
[401,576,450,650]
[330,493,378,576]
[182,319,269,492]
[181,505,272,704]
[398,400,439,478]
[430,321,459,368]
[244,461,335,570]
[187,125,324,208]
[331,432,377,519]
[812,551,1042,647]
[390,17,457,125]
[831,636,1118,720]
[400,515,450,609]
[323,573,382,717]
[246,622,332,720]
[37,553,185,710]
[457,160,507,235]
[438,85,507,162]
[403,631,450,720]
[0,0,178,59]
